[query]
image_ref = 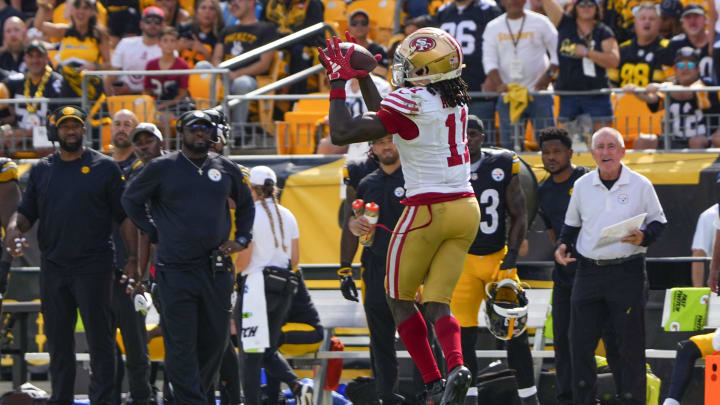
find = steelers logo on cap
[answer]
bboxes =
[62,107,76,116]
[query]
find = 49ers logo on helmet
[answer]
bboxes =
[411,37,436,52]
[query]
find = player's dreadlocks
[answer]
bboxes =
[426,77,472,108]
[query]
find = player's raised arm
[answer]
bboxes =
[319,37,389,145]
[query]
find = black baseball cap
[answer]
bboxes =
[661,0,683,18]
[25,40,47,55]
[177,110,214,130]
[681,3,706,17]
[467,114,484,132]
[675,46,700,63]
[52,106,87,126]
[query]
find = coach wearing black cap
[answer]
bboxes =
[555,127,666,405]
[122,110,254,404]
[3,105,137,405]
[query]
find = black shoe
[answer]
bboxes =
[420,379,445,405]
[520,393,540,405]
[440,366,472,405]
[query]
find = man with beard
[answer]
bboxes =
[2,105,138,405]
[609,3,669,87]
[0,17,26,74]
[663,4,714,83]
[107,6,164,95]
[343,135,406,404]
[107,109,153,405]
[122,110,254,404]
[0,41,63,152]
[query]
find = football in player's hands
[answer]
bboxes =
[319,42,378,74]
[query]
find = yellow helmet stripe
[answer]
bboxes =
[506,318,515,340]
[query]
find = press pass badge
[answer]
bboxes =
[582,41,596,77]
[510,56,523,82]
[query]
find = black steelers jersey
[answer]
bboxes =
[468,148,520,256]
[608,37,669,87]
[647,78,720,138]
[0,71,63,131]
[434,0,502,91]
[664,34,714,83]
[0,157,18,183]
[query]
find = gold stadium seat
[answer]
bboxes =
[323,0,347,33]
[106,95,156,123]
[276,111,326,155]
[188,72,225,109]
[612,93,663,149]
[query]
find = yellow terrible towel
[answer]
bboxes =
[503,84,533,123]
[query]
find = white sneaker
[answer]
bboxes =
[294,381,313,405]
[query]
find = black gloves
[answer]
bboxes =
[0,259,10,295]
[338,266,358,302]
[500,248,518,270]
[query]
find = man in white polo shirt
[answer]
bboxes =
[555,127,667,405]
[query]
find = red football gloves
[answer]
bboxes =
[318,36,368,82]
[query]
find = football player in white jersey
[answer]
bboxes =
[319,29,481,405]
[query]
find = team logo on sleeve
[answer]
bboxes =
[491,168,505,182]
[410,37,436,52]
[617,194,629,204]
[208,168,222,182]
[394,187,405,198]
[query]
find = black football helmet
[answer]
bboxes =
[484,279,529,341]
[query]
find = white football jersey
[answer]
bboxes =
[379,86,472,198]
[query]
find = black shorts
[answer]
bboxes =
[107,8,141,38]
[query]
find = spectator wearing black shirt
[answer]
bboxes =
[608,3,669,88]
[660,0,683,38]
[212,0,277,134]
[664,5,714,84]
[436,0,502,144]
[0,41,63,154]
[0,16,25,74]
[105,0,141,47]
[0,0,21,46]
[543,0,619,132]
[155,0,190,28]
[631,46,720,149]
[346,10,389,77]
[262,0,324,94]
[3,105,137,405]
[122,110,254,405]
[178,0,223,68]
[344,135,406,405]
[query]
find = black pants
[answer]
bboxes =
[156,267,233,405]
[553,274,623,405]
[111,274,151,405]
[40,269,115,405]
[362,252,400,401]
[238,276,298,405]
[667,339,702,401]
[570,257,648,405]
[218,340,242,405]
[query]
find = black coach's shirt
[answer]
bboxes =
[435,0,501,91]
[556,14,615,91]
[112,153,139,269]
[537,165,588,285]
[608,36,669,87]
[121,151,254,270]
[218,22,278,71]
[343,157,379,192]
[18,149,126,273]
[356,166,405,259]
[468,148,519,256]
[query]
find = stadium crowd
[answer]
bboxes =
[1,0,720,156]
[0,0,719,405]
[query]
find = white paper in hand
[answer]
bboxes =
[596,213,647,247]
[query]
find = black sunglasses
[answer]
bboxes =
[350,19,369,27]
[186,123,213,133]
[143,16,163,24]
[576,1,595,7]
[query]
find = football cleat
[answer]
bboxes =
[440,366,472,405]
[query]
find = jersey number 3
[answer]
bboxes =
[446,110,469,167]
[480,188,499,234]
